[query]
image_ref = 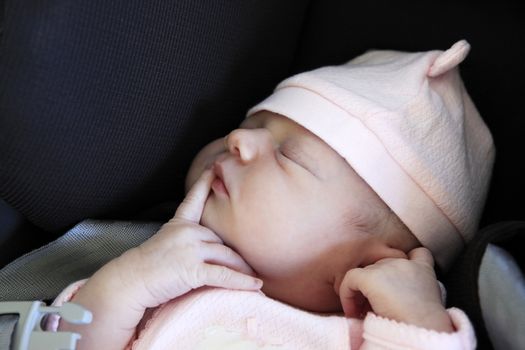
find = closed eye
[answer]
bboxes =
[279,142,310,172]
[280,142,299,161]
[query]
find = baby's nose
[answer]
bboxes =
[226,128,274,163]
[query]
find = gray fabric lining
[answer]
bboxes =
[0,220,160,302]
[479,244,525,350]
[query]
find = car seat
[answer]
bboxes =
[1,1,524,349]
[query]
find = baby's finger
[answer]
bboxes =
[201,243,257,277]
[408,247,434,268]
[200,264,263,291]
[156,221,223,245]
[339,268,367,318]
[175,169,214,222]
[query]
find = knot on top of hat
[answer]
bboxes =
[427,40,471,77]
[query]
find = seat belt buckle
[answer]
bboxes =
[0,301,92,350]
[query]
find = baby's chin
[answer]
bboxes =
[201,198,342,314]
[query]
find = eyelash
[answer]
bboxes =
[278,142,302,166]
[279,143,294,159]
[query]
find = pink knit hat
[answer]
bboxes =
[247,40,495,269]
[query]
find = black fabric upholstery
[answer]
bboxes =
[0,0,310,232]
[2,0,524,236]
[0,199,48,267]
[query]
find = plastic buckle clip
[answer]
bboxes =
[0,301,92,350]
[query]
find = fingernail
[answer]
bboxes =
[254,278,263,288]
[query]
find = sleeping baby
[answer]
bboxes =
[51,40,494,349]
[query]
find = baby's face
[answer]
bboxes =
[186,111,383,312]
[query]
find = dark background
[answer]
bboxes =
[1,0,524,266]
[1,1,524,348]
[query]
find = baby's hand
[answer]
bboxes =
[62,170,262,350]
[111,169,263,309]
[338,248,454,332]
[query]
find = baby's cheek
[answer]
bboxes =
[200,200,215,229]
[201,199,234,246]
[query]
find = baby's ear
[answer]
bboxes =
[427,40,470,77]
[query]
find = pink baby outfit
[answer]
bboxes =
[48,282,476,349]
